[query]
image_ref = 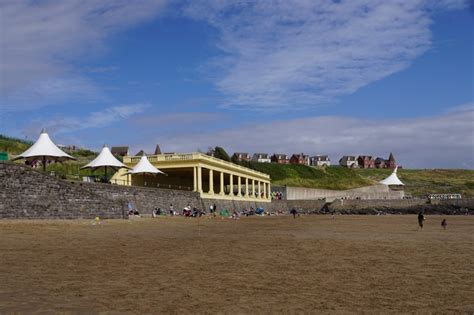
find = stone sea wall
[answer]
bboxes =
[1,162,472,218]
[0,162,125,219]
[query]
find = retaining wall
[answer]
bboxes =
[0,162,125,219]
[1,162,471,218]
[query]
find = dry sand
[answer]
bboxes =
[0,215,473,313]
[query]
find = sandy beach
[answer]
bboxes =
[0,215,473,313]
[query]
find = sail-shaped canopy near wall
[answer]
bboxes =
[379,167,404,186]
[13,130,75,170]
[127,155,165,175]
[81,145,128,170]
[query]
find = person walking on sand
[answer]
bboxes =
[418,211,425,230]
[441,219,447,230]
[290,207,298,219]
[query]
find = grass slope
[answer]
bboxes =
[3,135,473,196]
[241,161,474,197]
[239,161,372,190]
[0,135,32,155]
[355,168,474,197]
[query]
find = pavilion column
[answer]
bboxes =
[245,178,249,197]
[258,181,261,198]
[209,169,214,194]
[252,179,255,198]
[219,172,224,195]
[193,167,197,192]
[267,183,271,199]
[197,166,202,193]
[237,176,242,197]
[229,174,234,196]
[263,182,266,200]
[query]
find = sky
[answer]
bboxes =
[0,0,473,168]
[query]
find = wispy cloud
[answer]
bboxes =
[22,104,150,137]
[136,104,474,168]
[0,0,167,109]
[184,0,468,110]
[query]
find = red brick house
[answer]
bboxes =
[232,152,251,162]
[271,154,289,164]
[386,152,397,169]
[375,157,386,168]
[357,155,375,168]
[290,153,309,165]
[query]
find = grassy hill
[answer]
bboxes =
[240,161,474,197]
[355,168,474,197]
[2,135,473,196]
[239,161,372,190]
[0,135,32,155]
[1,134,98,179]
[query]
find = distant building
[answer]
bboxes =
[375,157,386,169]
[252,153,271,163]
[387,152,397,169]
[271,154,289,164]
[357,155,375,168]
[232,152,251,162]
[339,156,358,168]
[310,155,331,167]
[375,153,397,169]
[154,144,162,155]
[290,153,309,165]
[111,146,129,157]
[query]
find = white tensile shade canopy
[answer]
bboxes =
[126,155,165,186]
[81,145,129,177]
[379,167,404,186]
[13,130,75,171]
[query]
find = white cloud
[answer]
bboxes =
[22,104,150,137]
[137,105,474,168]
[184,0,468,110]
[0,0,166,109]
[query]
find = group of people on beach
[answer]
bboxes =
[417,211,448,230]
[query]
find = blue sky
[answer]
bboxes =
[1,0,473,168]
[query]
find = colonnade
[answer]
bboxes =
[192,166,271,200]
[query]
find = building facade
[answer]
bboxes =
[252,153,271,163]
[290,153,309,165]
[357,155,375,168]
[112,152,271,202]
[271,154,289,164]
[310,155,331,167]
[339,156,358,168]
[232,152,251,162]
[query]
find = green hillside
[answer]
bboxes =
[0,135,32,155]
[240,161,474,197]
[239,161,372,190]
[355,168,474,197]
[1,134,98,179]
[2,135,473,196]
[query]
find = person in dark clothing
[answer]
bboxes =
[441,219,447,230]
[418,211,425,230]
[290,208,298,219]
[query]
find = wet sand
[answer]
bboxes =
[0,215,473,313]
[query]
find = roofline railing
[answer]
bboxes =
[123,152,270,179]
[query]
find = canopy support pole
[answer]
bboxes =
[43,156,46,172]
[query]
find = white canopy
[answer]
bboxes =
[13,130,74,162]
[81,146,128,170]
[127,155,165,175]
[379,167,404,186]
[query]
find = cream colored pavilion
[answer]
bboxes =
[111,152,271,202]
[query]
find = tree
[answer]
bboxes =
[213,146,231,162]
